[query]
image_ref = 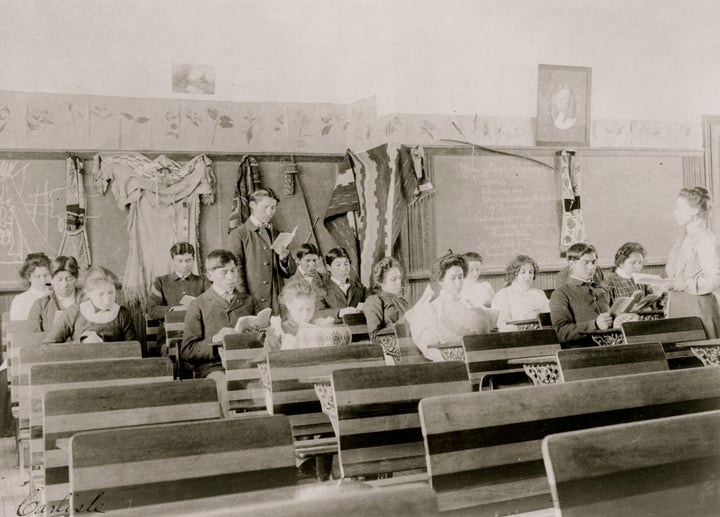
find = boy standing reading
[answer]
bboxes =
[227,188,296,313]
[181,249,258,416]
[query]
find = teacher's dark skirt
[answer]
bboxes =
[667,290,720,339]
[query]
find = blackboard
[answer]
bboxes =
[432,150,686,271]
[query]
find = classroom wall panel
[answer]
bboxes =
[0,152,343,291]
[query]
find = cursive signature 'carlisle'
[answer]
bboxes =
[16,489,105,516]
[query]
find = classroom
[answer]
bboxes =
[1,1,720,515]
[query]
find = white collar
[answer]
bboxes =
[331,276,349,287]
[249,215,267,229]
[212,285,234,298]
[79,300,120,324]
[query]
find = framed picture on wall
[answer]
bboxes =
[536,64,591,146]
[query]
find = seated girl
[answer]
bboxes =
[317,247,367,323]
[459,251,495,308]
[408,254,495,361]
[549,243,613,348]
[492,255,550,331]
[266,279,320,350]
[28,256,83,333]
[362,257,409,338]
[44,266,136,344]
[10,253,52,321]
[603,242,653,305]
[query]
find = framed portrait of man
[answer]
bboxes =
[536,64,591,146]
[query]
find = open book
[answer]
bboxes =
[169,295,196,310]
[270,226,297,251]
[610,290,662,316]
[234,307,272,333]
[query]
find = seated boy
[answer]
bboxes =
[148,242,210,355]
[550,243,613,348]
[181,249,258,416]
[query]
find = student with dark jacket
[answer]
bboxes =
[317,247,367,323]
[226,188,296,314]
[181,249,258,416]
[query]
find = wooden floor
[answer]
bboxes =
[1,436,25,517]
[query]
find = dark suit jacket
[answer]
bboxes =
[147,273,210,320]
[318,279,368,323]
[227,219,296,314]
[181,288,257,378]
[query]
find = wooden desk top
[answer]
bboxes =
[299,374,332,385]
[676,339,720,348]
[98,479,373,516]
[427,341,463,350]
[507,355,557,365]
[506,319,539,326]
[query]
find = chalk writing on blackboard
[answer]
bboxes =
[0,160,61,267]
[434,154,562,268]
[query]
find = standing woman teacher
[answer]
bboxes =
[665,186,720,338]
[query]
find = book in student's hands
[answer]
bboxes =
[270,226,297,251]
[234,307,273,333]
[609,290,661,316]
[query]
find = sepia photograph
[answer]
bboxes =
[1,1,720,516]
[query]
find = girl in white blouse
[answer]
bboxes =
[665,187,720,338]
[460,252,495,308]
[409,254,495,361]
[492,255,550,331]
[10,253,51,320]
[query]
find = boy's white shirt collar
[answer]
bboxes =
[212,284,234,298]
[331,276,351,293]
[249,215,266,228]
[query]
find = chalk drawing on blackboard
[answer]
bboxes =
[0,161,57,265]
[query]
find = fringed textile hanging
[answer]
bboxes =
[92,153,215,307]
[557,150,587,252]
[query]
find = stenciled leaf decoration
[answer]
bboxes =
[219,120,233,129]
[121,112,134,121]
[136,117,150,124]
[207,108,219,120]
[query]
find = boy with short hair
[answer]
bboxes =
[148,242,210,355]
[181,249,258,416]
[227,188,296,313]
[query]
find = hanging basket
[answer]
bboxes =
[280,157,298,197]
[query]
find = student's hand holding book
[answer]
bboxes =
[338,307,362,318]
[595,312,613,330]
[270,226,297,261]
[613,312,639,328]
